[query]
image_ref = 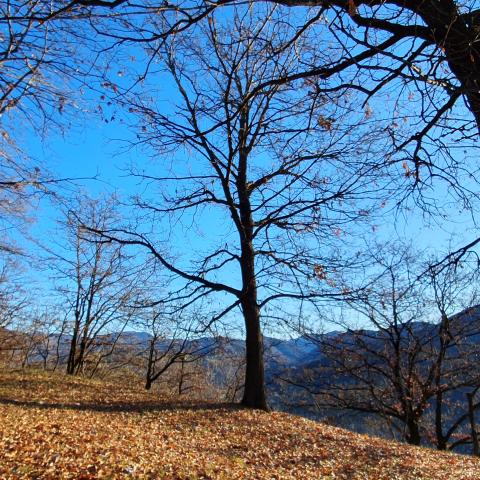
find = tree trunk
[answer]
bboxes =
[236,106,268,411]
[66,325,79,375]
[75,334,88,374]
[237,217,267,410]
[406,418,421,446]
[241,296,267,410]
[435,390,447,450]
[417,0,480,131]
[145,337,155,390]
[467,392,480,456]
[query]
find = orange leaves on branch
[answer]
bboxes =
[314,264,327,280]
[402,160,420,180]
[317,115,334,131]
[348,0,358,16]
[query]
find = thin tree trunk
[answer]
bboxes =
[145,336,156,390]
[75,333,88,374]
[467,392,480,456]
[66,323,79,375]
[178,359,185,396]
[435,391,447,450]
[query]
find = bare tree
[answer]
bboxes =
[207,339,246,403]
[142,308,213,391]
[73,0,480,192]
[28,308,64,370]
[4,1,480,199]
[293,244,480,448]
[0,1,94,254]
[0,258,27,331]
[86,6,407,409]
[64,0,480,136]
[50,197,144,376]
[0,252,32,369]
[2,1,480,276]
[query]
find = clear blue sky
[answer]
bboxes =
[10,6,480,337]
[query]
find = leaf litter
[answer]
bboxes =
[1,370,479,479]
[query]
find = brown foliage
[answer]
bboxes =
[0,370,480,479]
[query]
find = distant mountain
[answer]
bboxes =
[115,331,153,345]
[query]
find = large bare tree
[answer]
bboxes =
[3,1,480,262]
[88,7,407,409]
[4,1,480,181]
[0,0,100,253]
[65,0,480,143]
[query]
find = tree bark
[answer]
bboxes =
[66,322,79,375]
[241,295,267,410]
[406,418,421,446]
[145,337,155,390]
[238,216,267,410]
[237,107,268,411]
[435,391,447,450]
[415,0,480,131]
[467,392,480,456]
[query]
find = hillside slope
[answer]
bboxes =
[0,371,479,479]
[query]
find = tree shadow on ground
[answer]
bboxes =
[0,396,242,414]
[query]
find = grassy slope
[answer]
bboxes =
[0,370,479,479]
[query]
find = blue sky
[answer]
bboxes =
[7,4,480,338]
[21,104,475,337]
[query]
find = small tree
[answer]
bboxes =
[0,260,26,332]
[142,308,214,391]
[0,255,29,366]
[51,197,143,376]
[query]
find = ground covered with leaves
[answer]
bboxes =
[1,370,480,479]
